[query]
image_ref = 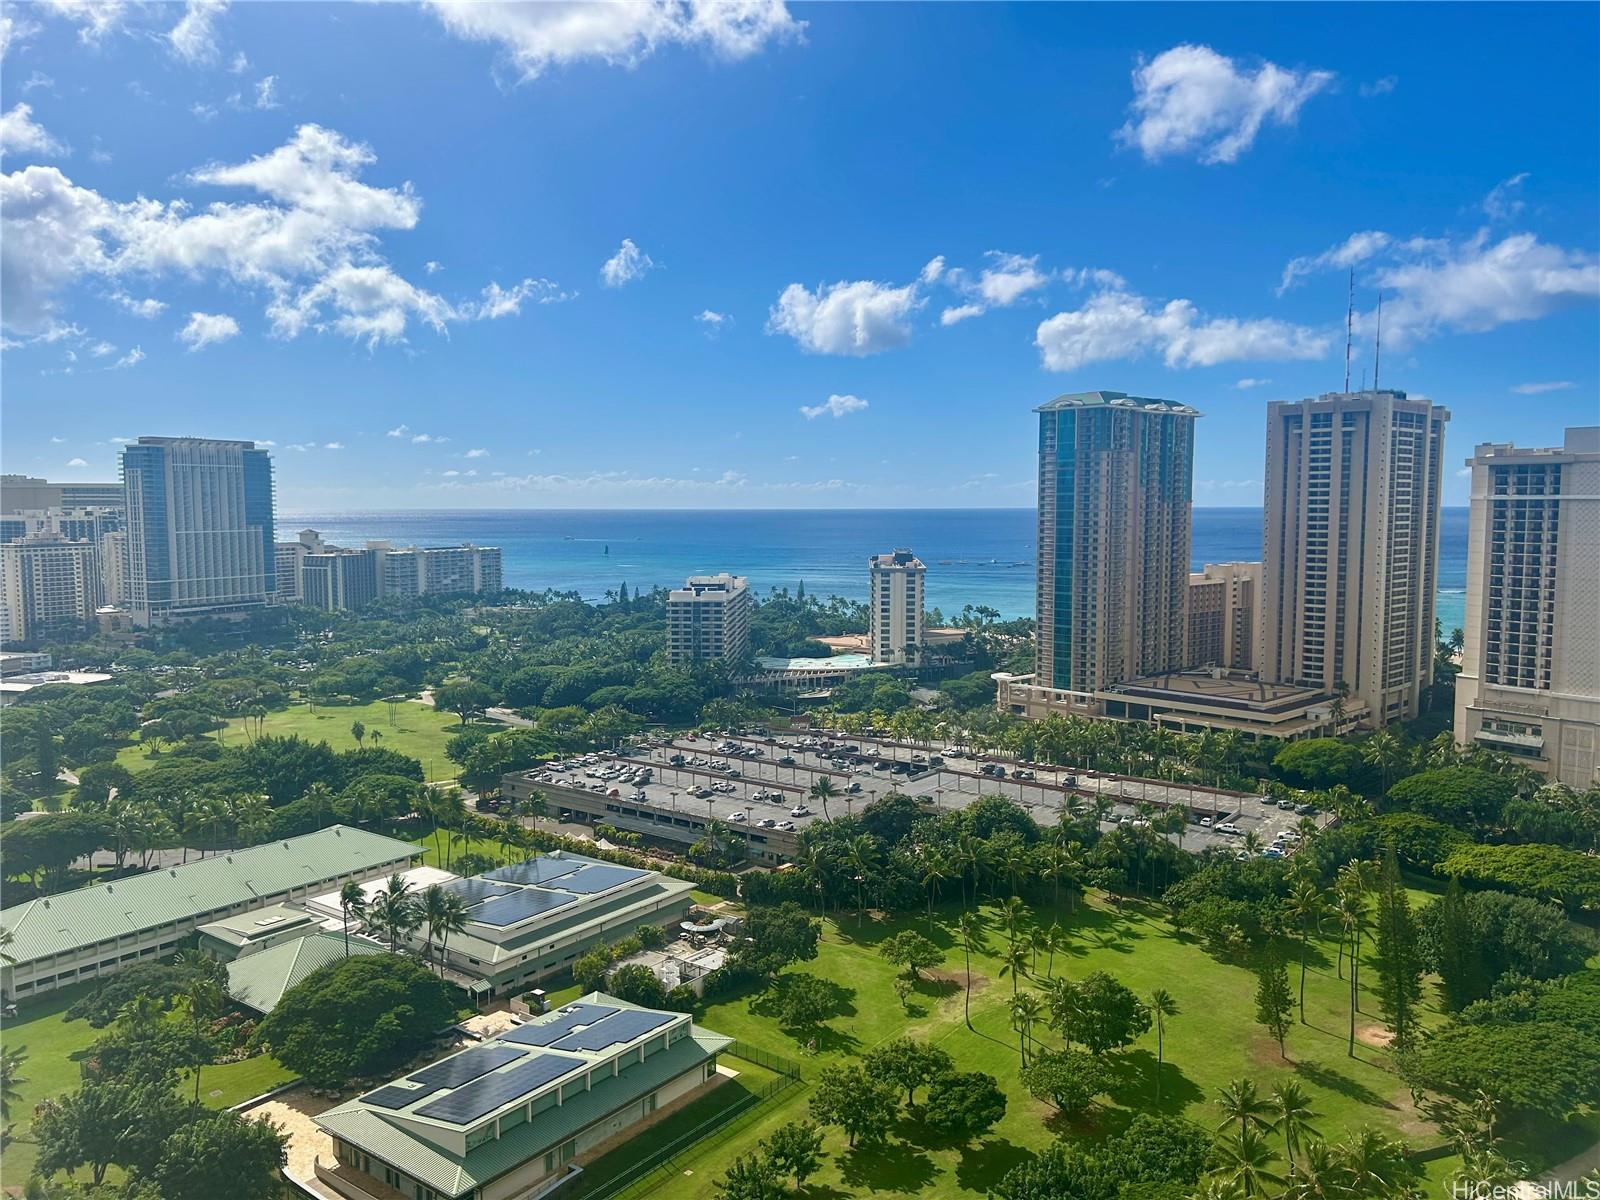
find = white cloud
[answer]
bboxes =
[768,277,921,355]
[1234,377,1272,389]
[1360,76,1397,98]
[177,310,239,350]
[1118,44,1334,165]
[935,250,1054,322]
[66,456,88,466]
[940,303,983,326]
[799,393,868,420]
[191,102,218,121]
[1482,172,1529,222]
[919,255,945,284]
[411,432,449,444]
[21,72,55,94]
[1,12,42,60]
[1,104,69,159]
[168,0,227,65]
[425,260,442,274]
[427,0,803,82]
[387,425,410,437]
[1373,231,1600,346]
[324,441,343,450]
[695,309,730,334]
[38,0,127,45]
[50,435,66,442]
[1511,380,1574,395]
[465,447,488,458]
[600,238,655,287]
[88,339,114,356]
[442,469,460,477]
[228,50,248,73]
[1278,230,1391,294]
[254,74,279,110]
[112,345,143,368]
[1035,282,1330,371]
[3,123,565,346]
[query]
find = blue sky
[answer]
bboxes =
[2,1,1596,510]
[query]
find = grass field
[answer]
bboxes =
[115,699,466,781]
[0,982,292,1186]
[633,890,1472,1200]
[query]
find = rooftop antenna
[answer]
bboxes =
[1372,290,1383,392]
[1343,268,1355,392]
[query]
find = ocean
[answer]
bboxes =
[282,507,1470,631]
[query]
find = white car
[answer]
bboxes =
[1216,822,1242,835]
[789,805,811,817]
[729,811,748,822]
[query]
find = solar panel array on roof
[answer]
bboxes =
[415,1053,583,1125]
[483,858,583,886]
[557,865,648,894]
[362,1082,440,1110]
[408,1044,526,1089]
[552,1009,673,1051]
[498,1003,619,1047]
[438,878,518,906]
[468,889,578,927]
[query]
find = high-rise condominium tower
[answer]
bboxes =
[121,437,276,627]
[1455,427,1600,788]
[869,549,925,665]
[666,573,751,664]
[1261,390,1449,726]
[1035,391,1200,692]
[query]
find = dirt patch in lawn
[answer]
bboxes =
[1249,1031,1293,1067]
[1355,1023,1395,1049]
[926,967,989,994]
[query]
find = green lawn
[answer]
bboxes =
[0,982,293,1187]
[115,699,468,782]
[637,892,1468,1200]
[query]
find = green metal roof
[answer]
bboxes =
[1035,390,1202,416]
[0,826,417,965]
[226,932,385,1015]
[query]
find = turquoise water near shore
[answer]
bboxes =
[283,506,1469,629]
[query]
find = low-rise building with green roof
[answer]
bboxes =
[226,931,386,1015]
[314,993,733,1200]
[0,825,418,1002]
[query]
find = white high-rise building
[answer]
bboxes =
[667,574,751,664]
[1455,427,1600,788]
[869,549,925,664]
[1261,390,1450,726]
[121,437,276,627]
[0,533,96,642]
[99,530,127,607]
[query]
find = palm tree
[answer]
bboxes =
[1214,1127,1285,1198]
[1010,991,1045,1065]
[1283,879,1328,1022]
[1000,895,1027,946]
[1215,1078,1277,1142]
[525,791,549,839]
[303,782,336,832]
[920,850,952,933]
[1334,1129,1408,1197]
[958,910,979,1030]
[0,1046,27,1123]
[433,891,470,978]
[338,880,367,957]
[1148,988,1178,1102]
[846,833,876,926]
[796,842,828,916]
[809,777,839,822]
[1361,730,1405,795]
[186,975,224,1100]
[1270,1082,1321,1171]
[1041,921,1068,979]
[999,939,1029,997]
[370,873,420,951]
[420,885,452,969]
[1283,1139,1344,1200]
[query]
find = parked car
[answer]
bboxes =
[1216,822,1242,834]
[789,805,811,817]
[778,756,797,766]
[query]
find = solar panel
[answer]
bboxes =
[558,865,648,895]
[407,1044,526,1089]
[469,888,578,926]
[552,1009,674,1051]
[415,1053,584,1125]
[484,858,583,886]
[498,1004,619,1047]
[362,1082,441,1109]
[438,878,518,906]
